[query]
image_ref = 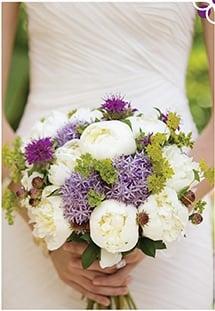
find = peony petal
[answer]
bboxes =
[100,249,122,269]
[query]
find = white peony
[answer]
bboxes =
[21,171,44,191]
[90,199,139,268]
[70,108,103,123]
[138,187,188,243]
[80,120,136,160]
[26,111,68,141]
[48,163,72,186]
[163,144,201,192]
[127,115,170,138]
[48,139,81,186]
[54,139,81,170]
[28,196,71,251]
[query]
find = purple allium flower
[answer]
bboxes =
[102,94,130,113]
[160,113,168,124]
[101,94,137,119]
[56,121,86,147]
[61,172,104,225]
[141,133,153,147]
[25,137,53,165]
[106,152,152,207]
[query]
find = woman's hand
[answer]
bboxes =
[50,242,144,306]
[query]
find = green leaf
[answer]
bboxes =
[137,237,166,257]
[154,240,166,250]
[177,186,190,200]
[80,233,91,243]
[193,169,200,182]
[121,119,132,130]
[81,241,100,269]
[153,107,162,117]
[136,113,143,117]
[47,188,61,197]
[137,237,156,257]
[66,232,86,243]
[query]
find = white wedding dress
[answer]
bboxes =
[2,2,213,309]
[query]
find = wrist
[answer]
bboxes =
[192,179,214,201]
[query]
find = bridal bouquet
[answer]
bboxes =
[3,95,214,309]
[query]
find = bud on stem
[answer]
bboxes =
[29,188,42,199]
[180,190,195,208]
[29,198,40,207]
[189,213,203,225]
[32,177,44,189]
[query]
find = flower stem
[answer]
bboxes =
[127,293,137,309]
[87,298,95,309]
[86,293,137,309]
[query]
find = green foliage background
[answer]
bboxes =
[5,5,212,132]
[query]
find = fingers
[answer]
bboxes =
[69,267,104,281]
[64,278,110,306]
[70,275,129,297]
[68,256,117,274]
[63,242,87,256]
[92,250,144,287]
[124,249,144,264]
[92,264,133,287]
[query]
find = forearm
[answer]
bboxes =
[190,114,214,200]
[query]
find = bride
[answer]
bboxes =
[2,2,214,309]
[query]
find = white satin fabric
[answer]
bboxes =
[2,2,213,309]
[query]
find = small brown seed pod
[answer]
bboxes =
[189,213,203,225]
[29,188,42,199]
[32,177,44,189]
[16,187,28,199]
[137,212,149,226]
[180,190,196,207]
[29,198,40,207]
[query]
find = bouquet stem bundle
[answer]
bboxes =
[87,292,137,309]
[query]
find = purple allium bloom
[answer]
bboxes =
[25,137,53,165]
[102,94,131,113]
[55,121,85,147]
[101,94,137,119]
[106,152,152,207]
[61,172,104,225]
